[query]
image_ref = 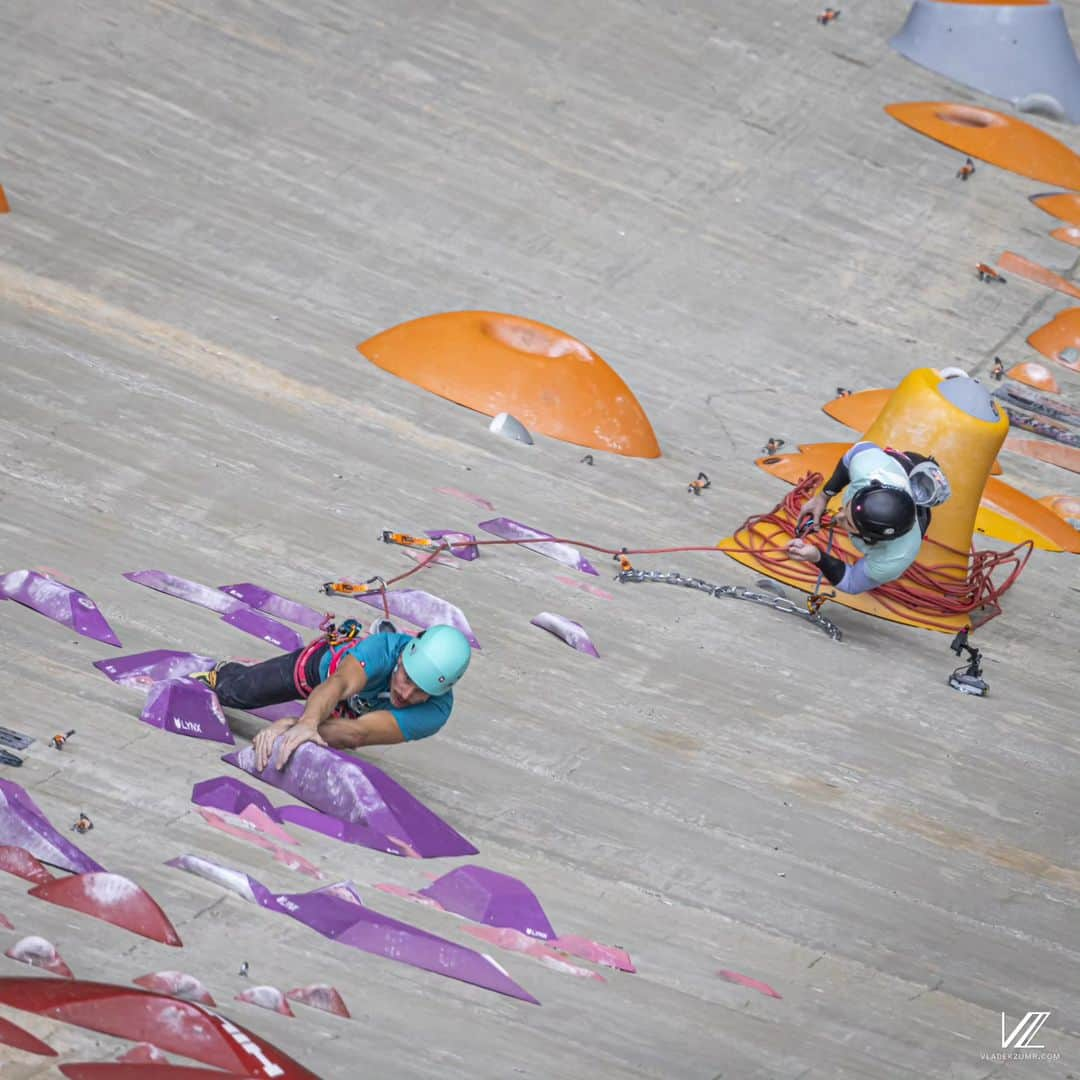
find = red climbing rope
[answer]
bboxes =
[328,474,1033,631]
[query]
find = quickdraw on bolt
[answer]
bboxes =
[806,591,834,616]
[322,576,386,598]
[325,617,364,647]
[380,530,436,550]
[688,472,711,496]
[615,550,634,573]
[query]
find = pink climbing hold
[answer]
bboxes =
[29,872,183,946]
[235,985,295,1017]
[116,1042,169,1063]
[435,486,495,510]
[240,804,299,845]
[554,574,614,600]
[460,925,605,981]
[0,912,12,930]
[0,1014,57,1057]
[133,971,216,1006]
[5,935,74,977]
[285,984,351,1018]
[551,934,636,973]
[0,844,55,886]
[716,968,782,999]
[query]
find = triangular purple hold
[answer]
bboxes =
[220,608,304,652]
[191,777,281,821]
[267,881,538,1004]
[424,531,480,561]
[530,612,600,657]
[0,780,105,874]
[223,742,477,858]
[93,651,217,690]
[351,589,480,649]
[166,853,274,906]
[140,680,234,744]
[123,570,241,614]
[476,518,599,575]
[218,584,327,631]
[420,866,557,940]
[0,570,122,646]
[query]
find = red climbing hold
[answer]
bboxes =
[0,844,54,886]
[29,872,182,946]
[0,1014,57,1056]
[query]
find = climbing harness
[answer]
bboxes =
[616,567,843,641]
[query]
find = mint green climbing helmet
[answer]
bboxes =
[401,625,472,696]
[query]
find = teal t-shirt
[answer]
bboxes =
[318,632,452,741]
[843,444,923,585]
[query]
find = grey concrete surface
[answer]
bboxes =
[1,1,1079,1077]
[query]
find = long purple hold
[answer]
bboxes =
[223,742,478,858]
[420,865,558,940]
[218,583,327,630]
[276,804,420,858]
[0,570,122,646]
[123,570,241,614]
[530,612,600,657]
[220,608,304,652]
[475,518,599,576]
[351,589,480,649]
[248,701,305,723]
[140,679,235,744]
[166,856,536,1003]
[269,881,538,1004]
[0,780,105,874]
[94,650,217,689]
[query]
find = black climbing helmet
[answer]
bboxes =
[849,481,916,544]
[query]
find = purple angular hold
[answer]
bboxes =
[166,853,274,906]
[140,679,235,744]
[123,570,243,614]
[93,650,217,689]
[421,865,558,940]
[351,589,480,649]
[530,612,600,657]
[276,805,421,858]
[220,608,304,652]
[424,531,480,561]
[191,777,281,820]
[0,570,122,646]
[0,780,105,874]
[267,881,538,1004]
[249,701,305,723]
[218,583,327,630]
[223,742,478,858]
[476,518,599,576]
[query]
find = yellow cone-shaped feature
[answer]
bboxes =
[722,369,1011,632]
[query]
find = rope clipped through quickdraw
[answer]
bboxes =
[335,480,1033,635]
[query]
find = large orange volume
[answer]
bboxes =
[358,311,661,458]
[886,103,1080,190]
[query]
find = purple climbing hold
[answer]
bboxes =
[191,777,280,821]
[266,881,538,1005]
[248,701,305,723]
[275,805,420,858]
[93,651,217,689]
[123,570,240,614]
[530,612,600,657]
[218,583,327,630]
[140,680,234,744]
[476,518,599,575]
[0,570,121,646]
[424,531,480,561]
[166,855,536,1003]
[0,780,105,875]
[420,865,558,940]
[220,608,304,652]
[223,742,478,859]
[351,589,480,648]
